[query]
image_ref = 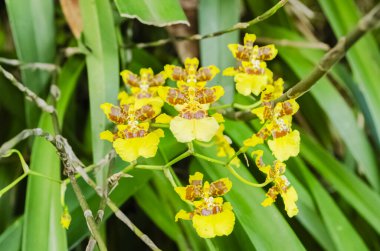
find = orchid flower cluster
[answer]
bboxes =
[99,33,301,238]
[224,33,300,217]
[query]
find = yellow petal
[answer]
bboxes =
[223,67,239,76]
[212,113,224,123]
[155,113,173,124]
[100,103,113,116]
[189,172,203,184]
[170,117,219,143]
[243,134,264,147]
[174,187,188,202]
[100,130,114,142]
[261,197,274,207]
[268,130,300,161]
[282,186,298,217]
[194,117,220,142]
[244,33,256,45]
[139,67,154,76]
[113,138,139,162]
[235,73,268,96]
[175,209,192,221]
[192,203,235,238]
[209,178,232,196]
[227,44,239,58]
[60,207,71,230]
[138,129,164,158]
[234,75,252,96]
[251,107,266,123]
[113,130,163,162]
[170,117,196,143]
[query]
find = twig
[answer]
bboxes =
[107,200,162,251]
[0,65,56,114]
[274,3,380,104]
[0,57,58,72]
[127,0,288,49]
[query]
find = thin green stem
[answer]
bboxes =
[107,200,162,251]
[150,123,169,128]
[193,153,225,165]
[0,172,28,198]
[233,101,262,111]
[164,151,192,168]
[226,164,272,188]
[227,146,248,165]
[28,170,62,184]
[69,175,107,251]
[135,165,164,170]
[209,104,233,110]
[128,0,288,49]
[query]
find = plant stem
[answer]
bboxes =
[193,153,225,165]
[0,65,55,114]
[128,0,288,49]
[107,200,162,251]
[0,173,28,198]
[69,175,107,251]
[226,164,272,188]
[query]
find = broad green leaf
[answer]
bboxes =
[0,217,23,251]
[317,0,380,147]
[300,131,380,234]
[5,0,55,127]
[115,0,189,27]
[199,0,240,104]
[295,158,368,251]
[79,0,119,187]
[23,57,84,251]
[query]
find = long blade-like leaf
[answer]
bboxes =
[79,0,119,187]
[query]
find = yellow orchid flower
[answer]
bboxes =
[120,68,167,98]
[158,78,225,143]
[165,57,220,86]
[228,33,278,63]
[60,206,71,230]
[100,102,164,162]
[252,150,298,217]
[175,172,235,238]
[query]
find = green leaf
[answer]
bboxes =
[198,0,240,104]
[295,158,368,251]
[22,57,84,251]
[5,0,55,127]
[0,217,23,251]
[317,0,380,147]
[79,0,119,187]
[115,0,189,27]
[300,131,380,235]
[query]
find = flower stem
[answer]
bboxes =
[226,146,248,165]
[0,172,28,198]
[193,153,225,165]
[226,164,271,188]
[233,101,262,111]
